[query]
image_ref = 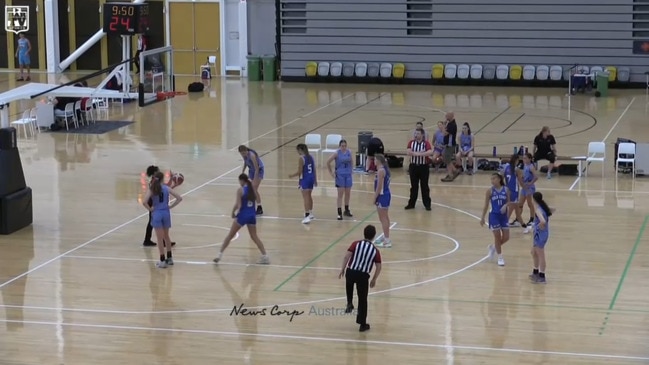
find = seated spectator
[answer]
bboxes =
[533,126,557,179]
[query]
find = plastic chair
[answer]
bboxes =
[470,64,483,79]
[305,61,318,77]
[616,143,635,176]
[617,67,630,82]
[483,65,496,79]
[392,63,405,79]
[444,64,457,79]
[355,63,367,77]
[457,64,470,79]
[317,62,330,77]
[379,63,392,78]
[496,65,509,80]
[321,134,343,156]
[522,65,535,80]
[431,64,444,79]
[342,63,355,77]
[590,66,604,76]
[305,134,322,158]
[10,110,35,137]
[605,66,617,82]
[62,102,77,130]
[367,63,380,77]
[585,141,606,177]
[549,65,562,81]
[329,62,343,77]
[510,65,523,80]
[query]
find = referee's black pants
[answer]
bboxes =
[408,164,431,208]
[345,268,370,325]
[144,212,153,242]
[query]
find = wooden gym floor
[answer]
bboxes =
[0,74,648,364]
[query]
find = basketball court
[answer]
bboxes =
[1,74,648,364]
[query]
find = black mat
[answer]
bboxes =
[48,121,134,134]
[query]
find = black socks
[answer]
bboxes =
[167,251,172,259]
[159,255,165,262]
[532,269,539,275]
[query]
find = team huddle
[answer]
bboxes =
[480,152,555,283]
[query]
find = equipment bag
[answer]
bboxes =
[188,82,205,93]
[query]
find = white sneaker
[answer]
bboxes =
[488,244,496,260]
[373,236,384,245]
[497,257,505,266]
[213,253,223,263]
[379,240,392,248]
[301,215,312,224]
[257,255,270,264]
[523,226,532,234]
[156,261,168,268]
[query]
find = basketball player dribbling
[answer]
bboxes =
[289,144,317,224]
[213,174,270,265]
[143,165,177,247]
[326,139,354,220]
[373,154,392,248]
[238,145,264,215]
[142,171,183,268]
[480,173,511,266]
[530,192,554,284]
[521,153,538,234]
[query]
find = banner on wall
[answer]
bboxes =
[633,40,649,55]
[5,6,29,34]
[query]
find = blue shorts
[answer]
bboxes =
[433,146,443,154]
[151,210,171,229]
[533,229,549,248]
[521,185,535,197]
[376,193,391,209]
[488,212,509,231]
[299,177,315,190]
[249,168,264,180]
[335,174,352,188]
[236,213,256,226]
[509,190,519,203]
[18,53,30,66]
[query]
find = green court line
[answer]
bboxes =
[273,210,376,291]
[271,289,649,315]
[599,214,648,335]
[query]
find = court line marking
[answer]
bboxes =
[1,320,647,361]
[0,93,356,290]
[570,96,636,191]
[181,216,379,224]
[173,226,238,250]
[599,214,648,335]
[65,228,459,267]
[273,209,377,291]
[474,106,511,134]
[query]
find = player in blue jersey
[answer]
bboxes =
[431,121,446,168]
[326,139,354,220]
[502,154,526,230]
[142,171,183,268]
[455,122,475,174]
[238,145,264,215]
[213,173,270,265]
[530,192,554,284]
[480,173,512,266]
[16,33,31,81]
[521,153,539,234]
[373,154,392,248]
[289,144,317,224]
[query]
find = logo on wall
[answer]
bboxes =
[5,6,29,34]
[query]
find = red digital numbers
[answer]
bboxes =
[108,16,132,32]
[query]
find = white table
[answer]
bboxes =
[35,102,54,129]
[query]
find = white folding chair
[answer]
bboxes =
[317,62,330,77]
[585,141,605,176]
[496,65,509,80]
[457,64,470,79]
[444,64,457,79]
[74,100,85,126]
[549,65,562,81]
[329,62,343,77]
[11,109,35,137]
[616,142,635,177]
[93,98,109,109]
[342,63,355,77]
[617,67,630,82]
[29,107,39,133]
[522,65,536,80]
[379,63,392,78]
[62,102,77,130]
[322,134,343,156]
[470,64,483,79]
[536,65,549,80]
[355,63,367,77]
[305,134,322,160]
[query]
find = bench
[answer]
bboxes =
[384,150,588,176]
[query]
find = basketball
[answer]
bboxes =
[171,172,184,186]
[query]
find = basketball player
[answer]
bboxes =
[15,33,31,81]
[456,122,475,174]
[143,165,177,247]
[530,192,554,284]
[326,139,353,220]
[213,174,270,264]
[480,173,511,266]
[521,153,538,234]
[373,154,392,248]
[142,171,183,268]
[431,121,446,168]
[238,145,264,215]
[289,144,317,224]
[503,154,527,229]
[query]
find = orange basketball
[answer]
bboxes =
[171,173,184,186]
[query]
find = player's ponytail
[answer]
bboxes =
[532,191,553,217]
[239,173,256,202]
[375,154,390,175]
[150,171,164,196]
[296,143,309,156]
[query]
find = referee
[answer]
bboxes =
[405,128,432,210]
[339,225,382,332]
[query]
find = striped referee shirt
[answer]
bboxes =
[408,139,432,165]
[346,240,382,273]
